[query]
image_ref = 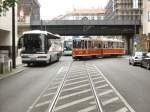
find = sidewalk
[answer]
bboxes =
[0,64,27,80]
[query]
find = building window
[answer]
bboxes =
[148,11,150,21]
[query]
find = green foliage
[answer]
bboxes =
[0,0,18,14]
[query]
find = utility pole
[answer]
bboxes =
[12,3,16,68]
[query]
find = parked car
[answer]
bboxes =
[129,52,146,66]
[141,52,150,70]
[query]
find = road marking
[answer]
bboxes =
[92,76,103,80]
[62,83,90,92]
[47,86,58,91]
[102,97,119,106]
[35,101,50,108]
[96,84,109,89]
[99,89,113,96]
[66,76,88,82]
[43,92,55,97]
[64,79,89,86]
[56,67,64,74]
[54,96,94,111]
[59,89,91,100]
[78,105,97,112]
[116,107,128,112]
[68,74,87,79]
[94,80,105,84]
[94,65,136,112]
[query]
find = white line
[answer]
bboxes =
[43,92,55,97]
[92,76,103,80]
[54,96,94,111]
[66,76,88,82]
[62,83,90,92]
[102,97,119,106]
[89,71,98,73]
[78,105,97,112]
[64,79,89,86]
[60,89,91,100]
[35,101,50,108]
[96,84,109,89]
[91,74,101,77]
[94,65,136,112]
[47,86,58,91]
[57,67,64,74]
[116,107,128,112]
[68,74,87,79]
[94,80,105,84]
[99,89,113,97]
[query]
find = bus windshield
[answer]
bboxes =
[21,34,45,53]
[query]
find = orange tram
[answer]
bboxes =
[72,37,125,60]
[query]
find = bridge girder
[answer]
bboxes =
[30,20,141,36]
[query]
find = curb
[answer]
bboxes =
[0,64,27,80]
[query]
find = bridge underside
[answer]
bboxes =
[31,25,139,36]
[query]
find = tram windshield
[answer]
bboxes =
[19,34,45,53]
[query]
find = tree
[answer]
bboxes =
[0,0,18,15]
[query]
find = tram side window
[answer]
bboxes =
[113,42,117,48]
[104,42,108,48]
[73,40,81,48]
[94,41,101,48]
[81,40,84,49]
[121,42,124,48]
[88,41,92,49]
[108,42,113,48]
[98,41,102,48]
[85,40,87,49]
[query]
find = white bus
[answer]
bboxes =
[18,30,62,66]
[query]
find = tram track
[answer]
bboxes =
[85,63,135,112]
[47,62,73,112]
[27,61,135,112]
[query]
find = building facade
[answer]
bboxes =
[105,0,144,53]
[53,8,105,20]
[17,0,40,36]
[105,0,142,21]
[0,7,17,58]
[141,0,150,51]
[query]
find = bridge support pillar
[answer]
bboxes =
[124,35,134,55]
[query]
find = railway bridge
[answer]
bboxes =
[30,20,140,36]
[30,20,141,54]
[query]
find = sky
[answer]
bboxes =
[38,0,109,20]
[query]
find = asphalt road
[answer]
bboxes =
[0,56,150,112]
[0,58,71,112]
[87,57,150,112]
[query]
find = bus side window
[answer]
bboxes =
[47,38,52,49]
